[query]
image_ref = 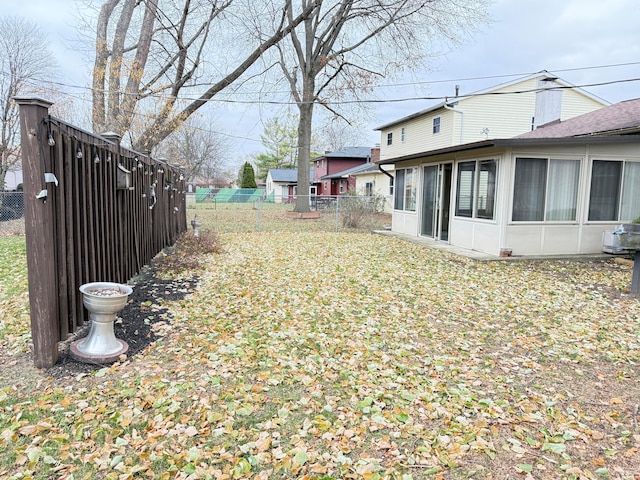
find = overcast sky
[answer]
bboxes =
[2,0,639,163]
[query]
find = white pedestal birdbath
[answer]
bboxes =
[70,282,132,363]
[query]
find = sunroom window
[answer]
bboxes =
[588,160,640,221]
[455,159,497,219]
[394,167,417,211]
[512,157,580,222]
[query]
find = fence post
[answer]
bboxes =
[335,195,339,232]
[257,197,262,232]
[15,96,59,368]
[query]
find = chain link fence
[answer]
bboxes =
[0,191,25,236]
[187,193,392,233]
[0,192,394,236]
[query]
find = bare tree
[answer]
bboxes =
[157,114,230,183]
[318,117,368,153]
[275,0,490,212]
[0,16,56,191]
[92,0,320,153]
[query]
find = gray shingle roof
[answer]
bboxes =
[314,146,371,160]
[321,162,374,179]
[268,168,314,183]
[518,98,640,138]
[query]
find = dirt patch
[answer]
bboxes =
[46,265,199,379]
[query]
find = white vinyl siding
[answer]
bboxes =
[378,75,607,163]
[379,110,455,161]
[560,89,608,121]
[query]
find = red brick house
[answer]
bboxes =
[313,147,377,196]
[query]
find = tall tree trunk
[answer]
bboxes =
[295,100,313,212]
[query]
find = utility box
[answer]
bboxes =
[613,223,640,250]
[602,230,628,254]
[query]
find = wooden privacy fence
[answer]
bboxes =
[16,97,187,368]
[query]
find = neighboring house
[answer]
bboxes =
[3,165,23,190]
[375,71,608,163]
[349,162,395,213]
[312,146,372,196]
[379,98,640,257]
[266,168,314,203]
[186,175,233,193]
[346,147,395,212]
[2,156,23,191]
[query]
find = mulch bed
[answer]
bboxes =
[47,265,199,379]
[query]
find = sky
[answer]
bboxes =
[2,0,639,165]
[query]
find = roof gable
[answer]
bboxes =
[374,70,609,131]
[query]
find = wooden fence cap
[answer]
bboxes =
[13,96,54,108]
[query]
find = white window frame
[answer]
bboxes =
[512,156,581,222]
[588,158,640,222]
[394,167,417,211]
[433,117,441,134]
[455,159,498,220]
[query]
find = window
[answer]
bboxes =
[433,117,441,134]
[387,132,393,145]
[455,160,498,219]
[512,157,580,222]
[394,167,417,211]
[401,127,406,142]
[365,182,373,196]
[477,161,497,219]
[394,170,404,209]
[455,162,475,217]
[588,160,640,221]
[389,176,394,196]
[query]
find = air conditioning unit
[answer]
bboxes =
[602,230,629,254]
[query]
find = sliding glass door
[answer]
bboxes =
[421,163,452,241]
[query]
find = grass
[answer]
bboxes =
[1,205,640,479]
[0,236,29,353]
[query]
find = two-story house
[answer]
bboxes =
[312,147,373,196]
[380,93,640,257]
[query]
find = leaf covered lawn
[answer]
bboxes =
[2,229,640,479]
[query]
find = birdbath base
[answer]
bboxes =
[70,282,132,364]
[69,338,129,364]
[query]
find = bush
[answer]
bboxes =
[155,229,223,274]
[339,193,387,229]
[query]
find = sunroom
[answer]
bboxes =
[381,136,640,257]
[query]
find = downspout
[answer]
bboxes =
[444,103,464,145]
[378,163,394,180]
